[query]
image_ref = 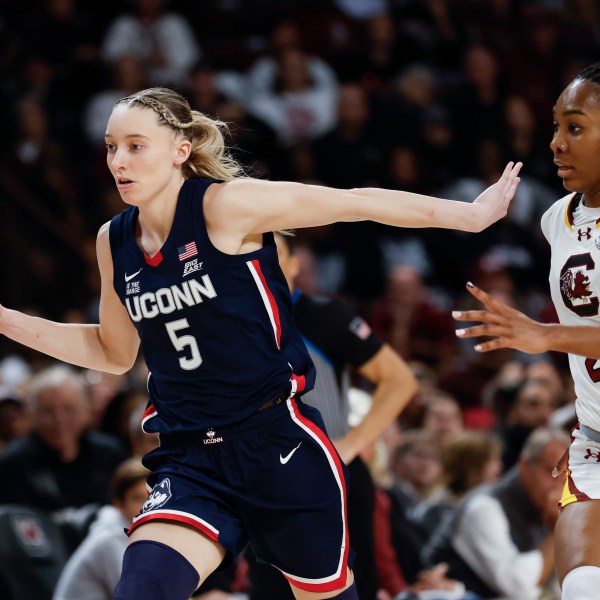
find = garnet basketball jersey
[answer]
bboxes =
[541,192,600,430]
[109,177,315,434]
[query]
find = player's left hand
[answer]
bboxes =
[453,282,549,354]
[471,161,522,231]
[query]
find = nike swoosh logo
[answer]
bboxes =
[125,268,143,282]
[280,442,302,465]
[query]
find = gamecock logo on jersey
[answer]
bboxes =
[559,253,599,317]
[562,270,592,300]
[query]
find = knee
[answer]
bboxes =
[113,541,200,600]
[562,566,600,600]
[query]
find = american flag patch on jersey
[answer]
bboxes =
[178,241,198,261]
[349,316,372,340]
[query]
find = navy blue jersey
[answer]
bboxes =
[109,177,315,434]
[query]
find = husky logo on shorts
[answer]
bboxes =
[141,478,172,513]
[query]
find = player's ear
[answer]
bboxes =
[174,139,192,165]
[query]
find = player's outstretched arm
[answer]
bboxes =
[453,282,600,359]
[204,162,522,250]
[0,224,140,374]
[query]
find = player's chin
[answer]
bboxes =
[560,176,582,193]
[117,189,140,205]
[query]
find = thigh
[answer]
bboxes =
[240,401,352,594]
[555,429,600,581]
[136,444,248,561]
[129,521,227,584]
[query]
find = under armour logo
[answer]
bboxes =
[578,227,592,241]
[584,447,600,462]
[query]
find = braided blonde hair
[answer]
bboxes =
[116,87,243,181]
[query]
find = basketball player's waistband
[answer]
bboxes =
[580,423,600,444]
[160,391,294,446]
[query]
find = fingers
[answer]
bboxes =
[463,282,519,317]
[501,160,515,180]
[455,324,510,339]
[500,161,523,206]
[430,563,449,577]
[452,310,503,323]
[552,447,570,479]
[472,338,510,352]
[501,161,523,182]
[464,281,497,309]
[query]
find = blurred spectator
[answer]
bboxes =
[448,44,509,169]
[84,55,148,147]
[0,97,88,315]
[526,359,565,404]
[52,457,148,600]
[411,430,503,540]
[422,392,464,450]
[0,387,30,451]
[0,364,127,511]
[185,61,228,118]
[507,7,565,137]
[423,427,569,600]
[333,0,388,21]
[370,265,457,369]
[18,0,98,68]
[416,105,461,191]
[375,64,438,148]
[500,94,557,188]
[497,378,559,470]
[13,1,103,139]
[389,429,442,513]
[219,20,340,147]
[100,386,149,448]
[82,369,127,431]
[333,12,409,87]
[101,0,200,86]
[392,0,467,70]
[245,46,339,147]
[387,429,443,582]
[460,0,520,67]
[311,81,384,188]
[213,98,277,177]
[560,0,600,56]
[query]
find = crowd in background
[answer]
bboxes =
[0,0,598,598]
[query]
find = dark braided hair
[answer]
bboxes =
[576,62,600,86]
[573,62,600,106]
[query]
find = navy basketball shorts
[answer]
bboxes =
[130,398,353,593]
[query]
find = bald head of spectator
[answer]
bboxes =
[28,365,89,462]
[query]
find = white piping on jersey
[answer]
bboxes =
[563,193,600,231]
[289,371,298,397]
[277,399,348,585]
[141,407,158,430]
[247,260,281,349]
